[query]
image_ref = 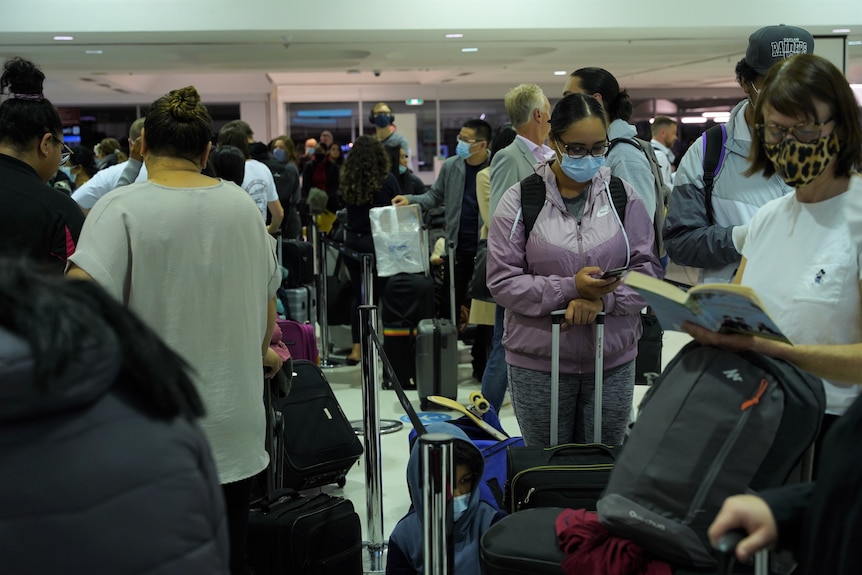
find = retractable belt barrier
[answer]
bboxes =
[358,305,452,573]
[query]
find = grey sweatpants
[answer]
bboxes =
[508,360,635,447]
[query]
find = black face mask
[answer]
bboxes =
[314,153,326,161]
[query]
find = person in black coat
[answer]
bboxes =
[0,259,229,574]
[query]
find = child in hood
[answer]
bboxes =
[386,422,506,574]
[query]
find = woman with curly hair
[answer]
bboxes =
[341,134,400,363]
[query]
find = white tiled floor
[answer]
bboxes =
[308,325,692,571]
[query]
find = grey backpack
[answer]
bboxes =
[608,137,671,260]
[596,342,824,568]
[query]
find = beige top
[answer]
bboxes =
[69,179,281,483]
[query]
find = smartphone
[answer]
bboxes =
[600,266,628,280]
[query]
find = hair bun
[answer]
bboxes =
[165,86,202,120]
[0,57,46,96]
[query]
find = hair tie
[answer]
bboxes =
[11,93,45,101]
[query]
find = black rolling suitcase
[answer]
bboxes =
[480,507,566,575]
[282,239,315,288]
[274,360,363,489]
[248,489,363,575]
[505,310,617,513]
[248,373,362,575]
[382,272,435,389]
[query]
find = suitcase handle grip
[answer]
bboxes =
[547,443,616,460]
[252,488,302,511]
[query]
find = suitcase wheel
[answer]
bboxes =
[337,477,346,488]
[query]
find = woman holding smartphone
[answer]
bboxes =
[487,93,661,447]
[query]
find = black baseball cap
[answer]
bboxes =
[745,24,814,75]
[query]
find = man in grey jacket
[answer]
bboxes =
[662,24,814,284]
[482,84,552,411]
[393,118,492,373]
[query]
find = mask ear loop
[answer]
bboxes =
[604,179,631,269]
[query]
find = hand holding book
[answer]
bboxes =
[622,271,790,344]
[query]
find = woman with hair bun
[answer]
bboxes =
[67,85,281,575]
[0,57,84,273]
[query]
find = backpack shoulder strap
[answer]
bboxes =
[702,124,728,225]
[608,176,627,226]
[608,136,641,154]
[519,172,546,239]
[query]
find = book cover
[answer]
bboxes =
[623,271,790,343]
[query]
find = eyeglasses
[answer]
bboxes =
[51,135,73,165]
[556,140,610,159]
[456,135,485,145]
[757,118,834,145]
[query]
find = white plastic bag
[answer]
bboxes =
[370,204,425,277]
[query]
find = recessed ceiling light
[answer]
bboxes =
[53,35,74,41]
[849,40,862,46]
[85,49,103,55]
[554,70,567,76]
[833,28,851,34]
[445,33,463,39]
[461,48,478,53]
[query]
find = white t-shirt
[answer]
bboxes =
[71,161,149,209]
[69,180,281,483]
[741,176,862,415]
[243,159,279,218]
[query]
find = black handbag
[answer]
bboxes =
[467,238,494,303]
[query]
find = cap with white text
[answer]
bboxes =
[745,24,814,75]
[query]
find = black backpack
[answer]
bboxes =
[596,342,825,568]
[520,172,627,236]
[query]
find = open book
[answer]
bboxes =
[624,271,790,343]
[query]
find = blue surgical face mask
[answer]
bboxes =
[305,147,316,156]
[398,165,407,174]
[558,149,605,183]
[455,141,473,160]
[373,114,392,128]
[453,493,470,522]
[273,148,287,163]
[59,165,72,179]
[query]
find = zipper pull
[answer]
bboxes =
[518,487,536,510]
[741,378,769,411]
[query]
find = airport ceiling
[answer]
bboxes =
[1,27,861,104]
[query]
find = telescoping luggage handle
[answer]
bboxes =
[550,309,605,445]
[715,530,769,575]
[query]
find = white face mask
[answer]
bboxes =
[453,493,469,522]
[748,83,761,107]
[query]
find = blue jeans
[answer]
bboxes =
[480,305,508,412]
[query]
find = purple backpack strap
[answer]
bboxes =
[702,124,728,225]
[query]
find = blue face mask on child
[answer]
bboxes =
[455,141,473,160]
[453,493,470,522]
[558,153,605,183]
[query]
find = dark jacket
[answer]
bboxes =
[0,153,84,274]
[761,394,862,575]
[302,155,341,213]
[0,327,230,574]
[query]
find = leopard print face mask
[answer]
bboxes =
[763,132,840,188]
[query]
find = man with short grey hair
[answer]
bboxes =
[482,83,553,412]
